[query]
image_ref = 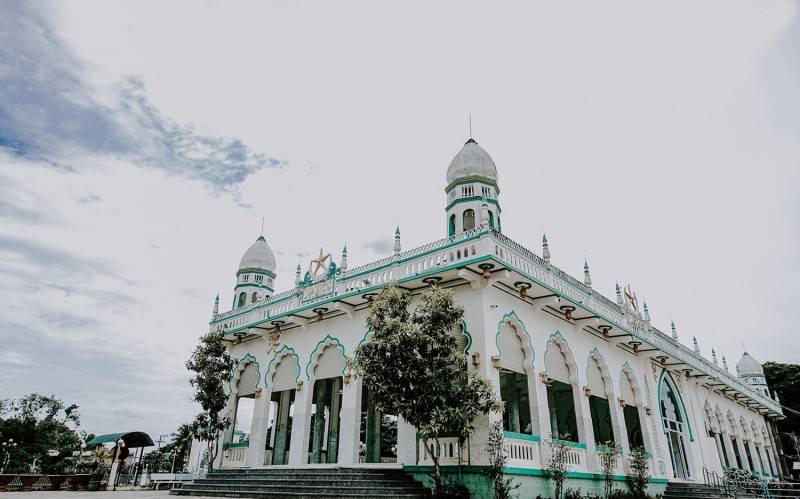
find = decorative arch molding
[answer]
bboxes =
[714,405,727,433]
[586,348,614,399]
[495,310,535,372]
[228,353,261,395]
[739,416,751,440]
[544,331,578,384]
[725,410,739,437]
[658,369,695,441]
[620,362,645,406]
[750,421,761,444]
[761,425,769,446]
[305,334,347,380]
[356,326,373,350]
[264,345,301,389]
[460,319,473,354]
[703,401,719,433]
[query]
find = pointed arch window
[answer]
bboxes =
[237,292,246,308]
[463,209,475,231]
[488,211,495,229]
[448,214,456,237]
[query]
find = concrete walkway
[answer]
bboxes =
[3,492,183,499]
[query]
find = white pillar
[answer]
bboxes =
[337,379,362,464]
[576,389,598,472]
[246,393,270,467]
[396,417,416,465]
[736,437,750,471]
[288,383,313,465]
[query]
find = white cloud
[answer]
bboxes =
[0,0,798,440]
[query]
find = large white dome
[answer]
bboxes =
[736,352,764,376]
[239,235,277,274]
[446,138,498,186]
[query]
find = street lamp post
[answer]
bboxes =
[1,439,18,474]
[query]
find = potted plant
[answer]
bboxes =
[20,458,42,491]
[88,447,111,491]
[0,474,15,492]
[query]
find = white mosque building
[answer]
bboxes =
[190,137,785,496]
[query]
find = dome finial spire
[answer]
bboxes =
[542,233,550,262]
[583,259,592,287]
[260,216,264,237]
[469,113,472,139]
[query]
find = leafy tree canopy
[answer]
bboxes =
[353,284,500,488]
[0,393,83,473]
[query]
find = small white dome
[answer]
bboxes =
[239,235,276,274]
[446,138,498,186]
[736,352,764,376]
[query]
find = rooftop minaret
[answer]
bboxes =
[737,352,770,398]
[233,234,277,309]
[445,137,500,236]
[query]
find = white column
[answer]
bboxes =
[288,383,313,465]
[337,379,362,464]
[736,438,750,471]
[610,401,629,455]
[245,392,270,467]
[396,417,417,465]
[576,389,598,472]
[722,433,737,469]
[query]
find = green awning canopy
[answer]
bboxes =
[86,431,154,448]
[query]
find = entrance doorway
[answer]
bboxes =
[660,381,690,479]
[268,389,295,465]
[360,385,397,463]
[308,377,343,463]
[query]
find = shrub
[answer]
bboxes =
[625,447,650,498]
[484,421,519,499]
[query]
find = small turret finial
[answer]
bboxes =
[671,320,678,340]
[212,293,219,318]
[542,233,550,262]
[583,259,592,287]
[615,283,623,306]
[394,226,401,256]
[693,336,700,354]
[722,355,729,371]
[712,348,718,365]
[643,302,650,322]
[295,263,302,286]
[341,245,348,271]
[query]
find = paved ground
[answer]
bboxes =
[4,492,178,499]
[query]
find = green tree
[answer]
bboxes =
[0,393,83,473]
[763,361,800,475]
[626,446,651,498]
[186,331,234,473]
[485,421,519,499]
[352,284,500,492]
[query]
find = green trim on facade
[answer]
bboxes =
[405,465,668,483]
[234,282,274,292]
[227,353,261,393]
[460,319,472,355]
[552,438,587,449]
[503,431,541,442]
[544,331,580,384]
[236,268,277,278]
[222,441,250,449]
[304,334,347,380]
[495,310,535,371]
[445,195,502,214]
[264,345,301,388]
[444,176,499,194]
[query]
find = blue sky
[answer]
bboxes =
[1,0,798,440]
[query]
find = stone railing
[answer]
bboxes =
[418,436,468,466]
[503,432,541,468]
[221,443,248,468]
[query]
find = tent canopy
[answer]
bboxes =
[86,431,154,448]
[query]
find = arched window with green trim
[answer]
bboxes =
[463,209,475,231]
[488,210,495,229]
[448,214,456,237]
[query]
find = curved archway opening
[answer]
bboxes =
[660,377,691,478]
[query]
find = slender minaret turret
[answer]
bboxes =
[643,302,650,322]
[583,260,592,287]
[212,293,219,319]
[616,283,623,306]
[341,245,348,272]
[693,336,700,354]
[671,320,678,340]
[712,348,718,365]
[394,226,401,257]
[723,356,729,371]
[295,264,302,286]
[542,234,551,263]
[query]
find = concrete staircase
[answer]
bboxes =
[170,467,429,499]
[663,482,729,499]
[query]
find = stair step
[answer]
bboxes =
[172,488,425,498]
